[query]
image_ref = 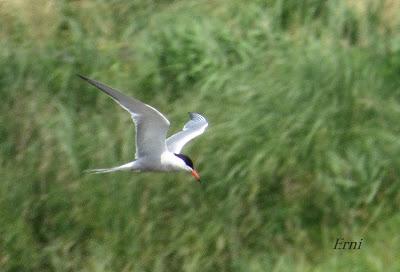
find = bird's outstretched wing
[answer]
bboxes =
[166,112,208,153]
[78,75,170,158]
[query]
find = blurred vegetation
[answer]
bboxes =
[1,0,400,271]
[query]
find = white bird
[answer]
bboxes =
[78,75,208,182]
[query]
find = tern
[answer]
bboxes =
[79,75,208,182]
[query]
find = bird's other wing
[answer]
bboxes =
[78,75,170,158]
[166,112,208,153]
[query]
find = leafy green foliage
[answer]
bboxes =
[1,0,400,271]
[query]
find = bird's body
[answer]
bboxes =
[79,75,208,181]
[88,152,185,173]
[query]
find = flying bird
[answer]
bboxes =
[79,75,208,182]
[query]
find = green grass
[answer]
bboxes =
[1,0,400,271]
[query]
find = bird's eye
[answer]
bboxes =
[174,153,194,169]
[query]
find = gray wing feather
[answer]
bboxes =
[166,112,208,153]
[79,75,170,158]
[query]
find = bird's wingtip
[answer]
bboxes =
[77,74,89,81]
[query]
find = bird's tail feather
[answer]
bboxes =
[84,162,135,174]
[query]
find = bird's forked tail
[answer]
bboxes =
[84,162,135,174]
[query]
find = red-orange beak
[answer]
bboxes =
[191,170,201,182]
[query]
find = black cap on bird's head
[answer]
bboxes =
[174,153,201,182]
